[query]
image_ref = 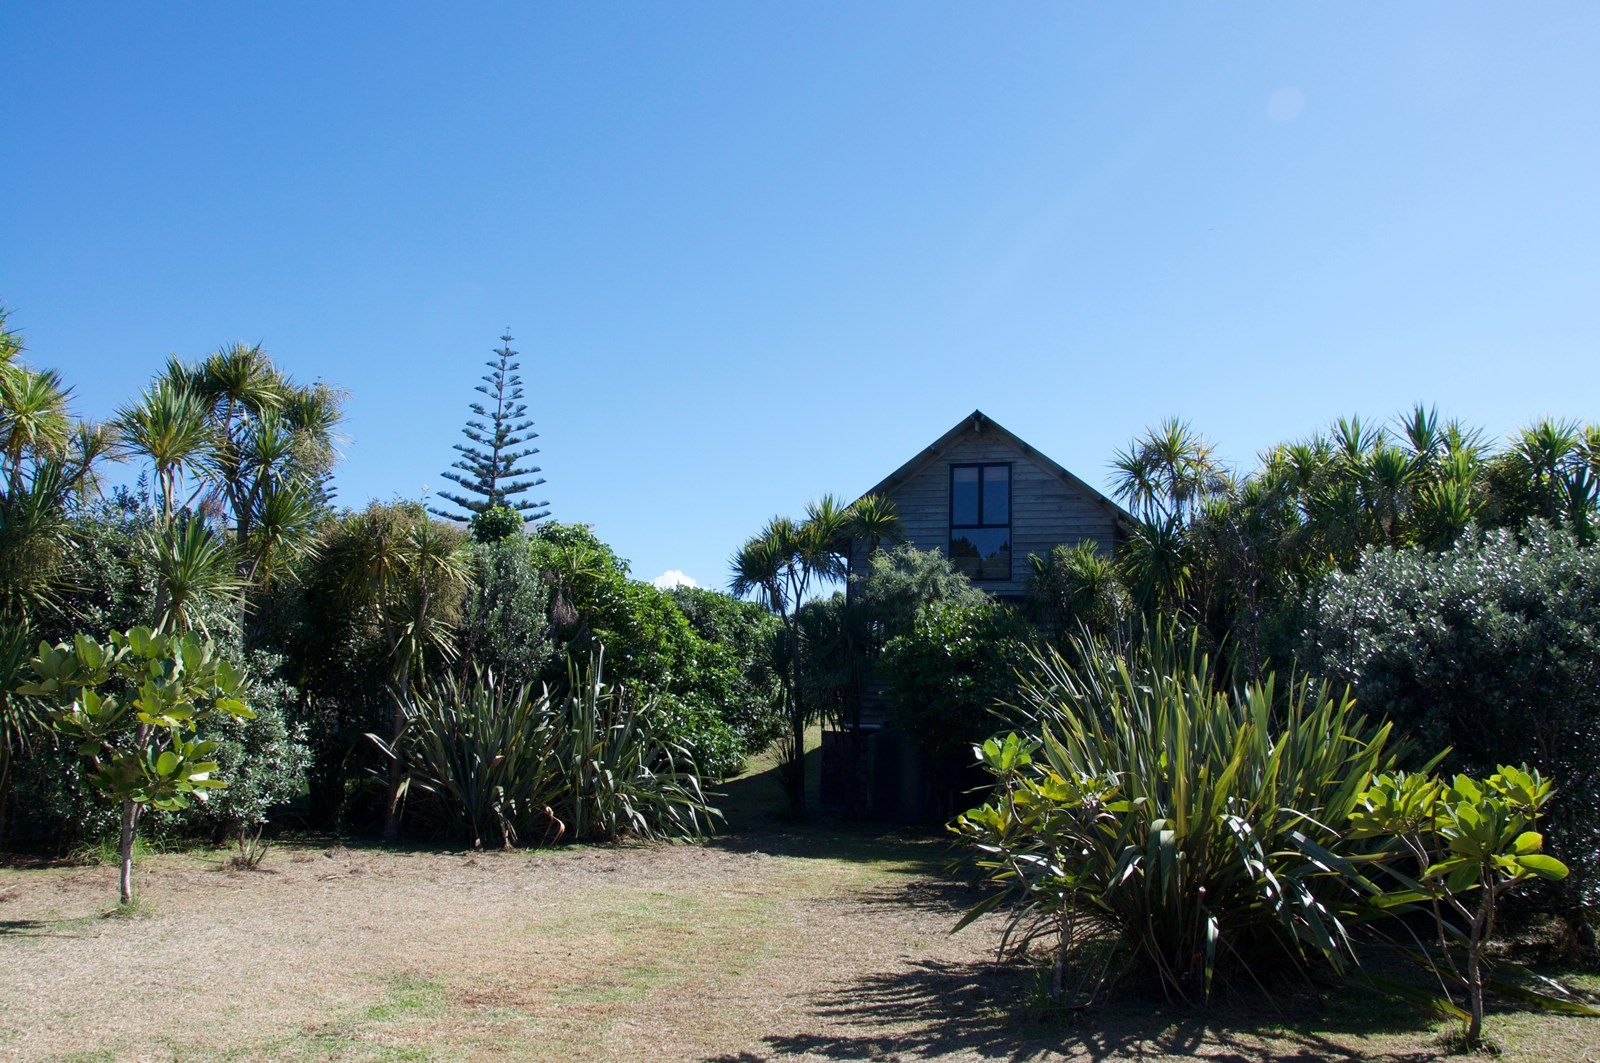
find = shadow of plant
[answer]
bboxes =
[721,956,1445,1062]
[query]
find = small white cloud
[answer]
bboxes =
[651,569,698,590]
[1268,86,1305,124]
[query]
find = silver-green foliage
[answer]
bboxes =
[1311,520,1600,911]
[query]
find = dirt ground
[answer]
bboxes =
[1,763,1596,1062]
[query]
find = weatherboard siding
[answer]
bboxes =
[849,432,1119,599]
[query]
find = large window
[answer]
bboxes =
[949,463,1011,581]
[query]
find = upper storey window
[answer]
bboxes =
[950,463,1010,581]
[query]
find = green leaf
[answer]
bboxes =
[1511,831,1543,855]
[1516,854,1569,880]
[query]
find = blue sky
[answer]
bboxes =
[5,3,1599,590]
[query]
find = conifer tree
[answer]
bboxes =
[431,332,549,523]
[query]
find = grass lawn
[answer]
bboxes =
[1,742,1595,1061]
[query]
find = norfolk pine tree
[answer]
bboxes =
[431,332,549,524]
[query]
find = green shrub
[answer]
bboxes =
[880,599,1036,761]
[458,538,553,688]
[671,585,785,752]
[954,627,1401,1003]
[7,645,308,850]
[469,504,523,543]
[194,649,311,842]
[856,544,987,641]
[1349,765,1577,1044]
[1309,521,1600,916]
[530,524,773,775]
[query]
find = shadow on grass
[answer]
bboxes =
[709,742,962,876]
[711,958,1445,1063]
[0,915,100,938]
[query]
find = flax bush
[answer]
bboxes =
[377,646,719,848]
[954,627,1401,1004]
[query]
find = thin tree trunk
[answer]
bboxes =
[1051,913,1071,1001]
[118,797,139,905]
[0,760,11,847]
[781,611,807,818]
[788,696,806,816]
[382,677,408,841]
[1466,897,1488,1044]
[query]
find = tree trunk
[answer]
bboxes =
[0,758,11,847]
[787,698,806,817]
[382,686,407,841]
[1466,898,1488,1044]
[1051,913,1071,1001]
[382,643,414,842]
[118,798,139,905]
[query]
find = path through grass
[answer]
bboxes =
[1,748,1595,1061]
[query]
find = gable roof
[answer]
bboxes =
[858,409,1138,533]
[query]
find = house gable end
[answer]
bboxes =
[851,410,1132,598]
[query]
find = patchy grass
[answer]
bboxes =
[1,747,1596,1061]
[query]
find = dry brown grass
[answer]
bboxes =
[1,754,1595,1062]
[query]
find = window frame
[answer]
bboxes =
[948,461,1013,582]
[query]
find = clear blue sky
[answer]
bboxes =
[5,4,1598,589]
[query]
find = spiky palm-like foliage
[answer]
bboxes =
[1111,405,1600,669]
[432,332,549,523]
[1027,540,1129,641]
[0,311,115,630]
[556,647,718,842]
[143,516,245,635]
[117,379,214,519]
[955,626,1403,1004]
[374,670,562,850]
[327,501,470,838]
[844,493,904,555]
[729,496,853,814]
[373,648,718,847]
[0,364,71,489]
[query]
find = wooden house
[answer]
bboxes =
[820,409,1135,820]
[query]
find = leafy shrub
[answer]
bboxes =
[530,523,772,775]
[1349,765,1577,1043]
[469,504,523,543]
[880,599,1036,761]
[1309,521,1600,917]
[8,642,308,851]
[18,626,257,901]
[458,538,552,688]
[856,544,987,640]
[671,585,785,752]
[194,649,310,842]
[954,627,1401,1004]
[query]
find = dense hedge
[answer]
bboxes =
[1310,521,1600,916]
